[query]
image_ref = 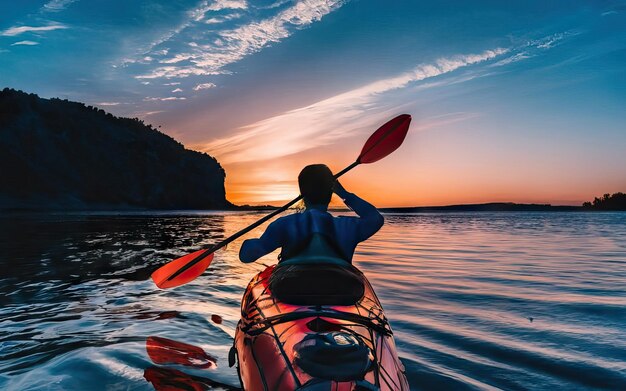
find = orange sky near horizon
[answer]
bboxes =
[3,0,624,208]
[177,20,626,209]
[206,112,624,208]
[222,163,614,208]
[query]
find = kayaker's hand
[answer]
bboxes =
[333,180,349,199]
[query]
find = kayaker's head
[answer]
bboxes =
[298,164,334,209]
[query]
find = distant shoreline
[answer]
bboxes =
[244,202,587,212]
[379,202,583,213]
[4,202,620,213]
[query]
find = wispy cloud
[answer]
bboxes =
[123,1,249,68]
[136,0,347,79]
[145,111,164,116]
[11,40,39,46]
[532,31,576,49]
[189,0,248,22]
[206,0,248,12]
[193,82,216,91]
[260,0,293,10]
[197,30,581,164]
[144,96,187,101]
[42,0,78,12]
[133,110,165,117]
[205,13,244,24]
[492,52,532,67]
[197,48,507,163]
[491,31,578,67]
[1,23,68,37]
[172,88,183,93]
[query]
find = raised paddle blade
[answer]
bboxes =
[358,114,411,164]
[150,113,412,290]
[151,249,214,289]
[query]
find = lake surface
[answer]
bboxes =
[1,211,625,390]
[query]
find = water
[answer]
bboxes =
[1,211,625,390]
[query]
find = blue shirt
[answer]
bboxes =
[239,193,384,263]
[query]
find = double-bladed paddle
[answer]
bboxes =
[151,114,412,289]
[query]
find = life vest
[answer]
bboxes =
[279,231,349,265]
[270,233,365,306]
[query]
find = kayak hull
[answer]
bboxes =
[233,265,409,390]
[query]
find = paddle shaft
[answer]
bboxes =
[166,160,360,281]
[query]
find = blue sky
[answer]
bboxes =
[1,1,625,205]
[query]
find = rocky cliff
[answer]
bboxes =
[0,88,231,210]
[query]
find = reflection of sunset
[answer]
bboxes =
[4,206,625,389]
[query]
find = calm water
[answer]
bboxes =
[1,211,625,390]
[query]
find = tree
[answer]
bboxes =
[583,192,626,211]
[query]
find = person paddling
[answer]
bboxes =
[239,164,384,264]
[150,114,410,290]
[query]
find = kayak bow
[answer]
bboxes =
[232,264,409,390]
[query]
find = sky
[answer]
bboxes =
[1,0,625,207]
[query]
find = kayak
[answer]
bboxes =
[230,258,409,390]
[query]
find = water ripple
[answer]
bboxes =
[1,211,625,390]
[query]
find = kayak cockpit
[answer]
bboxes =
[234,232,407,390]
[234,264,408,390]
[269,232,366,306]
[269,261,365,306]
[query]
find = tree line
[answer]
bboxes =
[582,192,626,211]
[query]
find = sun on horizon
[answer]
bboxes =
[1,0,624,207]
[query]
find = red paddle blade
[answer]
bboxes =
[146,336,216,369]
[151,249,214,289]
[358,114,411,164]
[144,367,229,391]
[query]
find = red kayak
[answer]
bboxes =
[230,256,409,390]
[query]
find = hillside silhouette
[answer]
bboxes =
[0,88,231,210]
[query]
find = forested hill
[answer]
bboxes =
[0,88,232,210]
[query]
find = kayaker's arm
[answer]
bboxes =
[334,181,384,241]
[239,219,284,263]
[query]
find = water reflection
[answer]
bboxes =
[1,211,625,390]
[146,336,216,369]
[144,366,239,391]
[0,213,226,305]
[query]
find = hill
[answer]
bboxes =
[0,88,232,210]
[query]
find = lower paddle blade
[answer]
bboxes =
[146,336,216,369]
[144,366,240,391]
[358,114,411,164]
[151,249,214,289]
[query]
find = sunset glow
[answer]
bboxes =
[2,1,624,207]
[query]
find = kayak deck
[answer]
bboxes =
[233,264,409,390]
